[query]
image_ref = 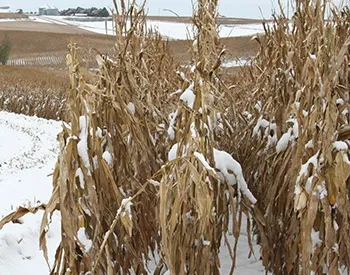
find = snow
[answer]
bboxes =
[311,229,322,251]
[276,118,298,154]
[0,127,31,165]
[0,111,264,274]
[0,112,60,176]
[336,98,345,105]
[180,83,195,108]
[222,58,252,68]
[276,129,292,153]
[296,151,319,185]
[305,139,314,149]
[317,182,328,199]
[295,151,320,210]
[75,167,85,189]
[127,102,136,115]
[102,151,113,167]
[0,111,61,274]
[194,152,217,174]
[255,101,262,112]
[167,110,178,141]
[28,16,54,24]
[77,115,90,170]
[252,116,270,139]
[333,141,348,151]
[0,18,28,22]
[117,198,133,220]
[213,148,257,204]
[77,228,92,252]
[168,143,179,161]
[24,16,267,39]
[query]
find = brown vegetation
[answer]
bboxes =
[0,1,349,274]
[0,13,28,19]
[1,30,260,70]
[226,3,350,274]
[0,66,68,119]
[0,29,115,58]
[0,21,90,33]
[169,36,261,64]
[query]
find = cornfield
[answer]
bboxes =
[0,67,69,119]
[6,54,66,67]
[0,0,349,274]
[226,1,350,274]
[6,49,115,68]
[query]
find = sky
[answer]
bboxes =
[2,0,346,19]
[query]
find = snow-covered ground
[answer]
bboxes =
[0,111,265,274]
[0,111,61,274]
[222,57,253,68]
[27,15,266,39]
[0,18,29,22]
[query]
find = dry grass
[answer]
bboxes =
[0,13,28,19]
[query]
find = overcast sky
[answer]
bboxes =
[3,0,346,19]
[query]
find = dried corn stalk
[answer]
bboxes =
[156,0,257,274]
[226,1,350,274]
[39,1,178,274]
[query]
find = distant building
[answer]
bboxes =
[38,4,59,16]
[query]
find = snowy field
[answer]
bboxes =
[0,111,265,274]
[27,15,266,39]
[0,111,61,274]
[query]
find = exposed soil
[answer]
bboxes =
[0,29,115,58]
[1,28,260,64]
[0,13,28,19]
[169,36,261,64]
[0,21,92,34]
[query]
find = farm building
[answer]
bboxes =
[38,4,59,16]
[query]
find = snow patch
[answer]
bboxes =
[213,149,257,204]
[194,152,217,175]
[180,83,195,109]
[77,228,92,252]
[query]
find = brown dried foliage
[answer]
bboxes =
[156,0,256,274]
[38,1,178,274]
[225,1,350,274]
[1,0,349,274]
[0,66,68,119]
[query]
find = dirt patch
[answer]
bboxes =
[0,21,92,34]
[169,36,261,64]
[2,27,260,64]
[0,13,28,19]
[0,29,115,58]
